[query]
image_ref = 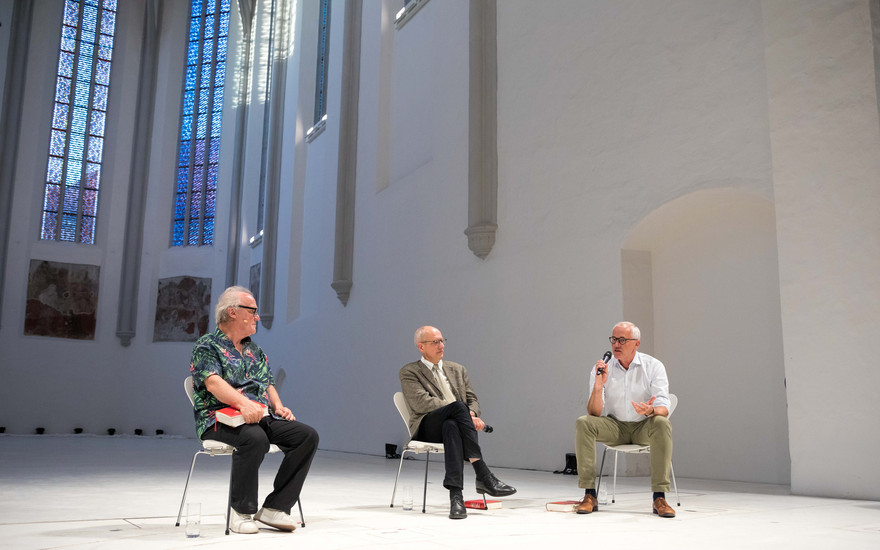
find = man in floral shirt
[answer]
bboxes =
[191,286,318,534]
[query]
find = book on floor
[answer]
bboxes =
[464,499,502,510]
[215,402,268,427]
[545,500,580,512]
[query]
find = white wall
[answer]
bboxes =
[763,0,880,499]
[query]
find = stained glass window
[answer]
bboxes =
[171,0,231,246]
[314,0,331,125]
[41,0,117,244]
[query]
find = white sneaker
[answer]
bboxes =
[254,507,297,531]
[229,510,259,534]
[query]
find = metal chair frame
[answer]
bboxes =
[176,376,305,534]
[595,393,681,506]
[390,391,447,513]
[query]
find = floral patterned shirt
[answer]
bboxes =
[189,328,276,439]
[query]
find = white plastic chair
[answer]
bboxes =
[595,393,680,506]
[176,376,305,534]
[390,391,445,513]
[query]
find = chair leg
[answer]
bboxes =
[297,499,306,527]
[670,461,680,506]
[390,449,410,507]
[422,450,430,514]
[612,451,619,503]
[225,454,234,535]
[176,451,203,526]
[596,447,608,501]
[482,493,488,507]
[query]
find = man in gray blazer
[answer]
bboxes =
[399,326,516,519]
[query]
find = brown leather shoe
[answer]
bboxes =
[652,496,675,518]
[575,494,598,514]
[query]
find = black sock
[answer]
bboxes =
[472,459,490,480]
[585,488,597,497]
[653,491,665,501]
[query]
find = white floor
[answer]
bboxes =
[1,435,878,550]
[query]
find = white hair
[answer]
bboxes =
[414,326,437,348]
[615,321,641,341]
[215,286,253,325]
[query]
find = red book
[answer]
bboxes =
[545,500,580,512]
[465,499,502,510]
[215,402,268,427]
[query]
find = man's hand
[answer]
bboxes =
[470,412,486,432]
[238,400,265,423]
[594,360,609,387]
[631,396,657,417]
[274,405,296,421]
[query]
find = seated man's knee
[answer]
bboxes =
[449,401,469,415]
[303,424,320,451]
[576,415,600,434]
[650,414,672,435]
[239,426,271,454]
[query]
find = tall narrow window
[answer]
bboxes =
[41,0,118,244]
[314,0,330,125]
[171,0,231,247]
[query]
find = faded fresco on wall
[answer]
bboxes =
[250,263,261,305]
[153,276,211,342]
[25,260,100,340]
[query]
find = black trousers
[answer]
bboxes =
[414,401,482,490]
[202,417,318,514]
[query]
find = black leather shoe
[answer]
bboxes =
[475,473,517,497]
[449,492,467,519]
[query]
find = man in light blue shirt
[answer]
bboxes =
[574,322,675,518]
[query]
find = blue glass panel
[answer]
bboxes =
[90,110,105,137]
[190,193,201,220]
[56,77,72,103]
[50,130,67,156]
[207,163,218,187]
[86,163,101,189]
[44,184,61,210]
[196,113,207,139]
[47,157,63,184]
[180,115,193,140]
[66,159,82,184]
[187,40,199,66]
[42,212,58,240]
[79,41,94,60]
[212,87,223,111]
[204,14,215,40]
[60,37,76,54]
[208,138,219,164]
[178,141,191,166]
[201,65,211,89]
[219,11,230,37]
[183,90,195,113]
[100,33,113,49]
[188,220,200,245]
[191,0,203,18]
[62,24,77,40]
[96,60,111,86]
[93,84,108,111]
[105,0,118,12]
[174,191,187,214]
[98,45,112,61]
[80,216,95,244]
[101,8,116,35]
[71,107,88,134]
[177,168,189,192]
[189,16,201,42]
[216,37,227,62]
[172,220,184,246]
[84,0,100,6]
[63,1,79,27]
[83,189,98,216]
[205,189,215,214]
[211,110,222,138]
[213,63,225,87]
[221,0,231,12]
[185,65,198,91]
[87,136,103,163]
[192,165,204,187]
[202,38,213,64]
[74,81,90,108]
[58,51,74,78]
[82,5,98,32]
[198,88,208,113]
[194,139,205,165]
[68,133,85,161]
[202,218,214,245]
[63,189,79,214]
[53,104,69,129]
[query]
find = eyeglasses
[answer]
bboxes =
[609,336,637,345]
[420,339,447,346]
[237,305,259,316]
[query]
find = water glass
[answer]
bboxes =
[186,502,201,538]
[402,486,414,511]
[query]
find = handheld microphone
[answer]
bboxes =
[483,424,494,433]
[597,351,612,374]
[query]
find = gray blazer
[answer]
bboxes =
[399,360,482,438]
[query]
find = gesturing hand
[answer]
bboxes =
[631,396,657,416]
